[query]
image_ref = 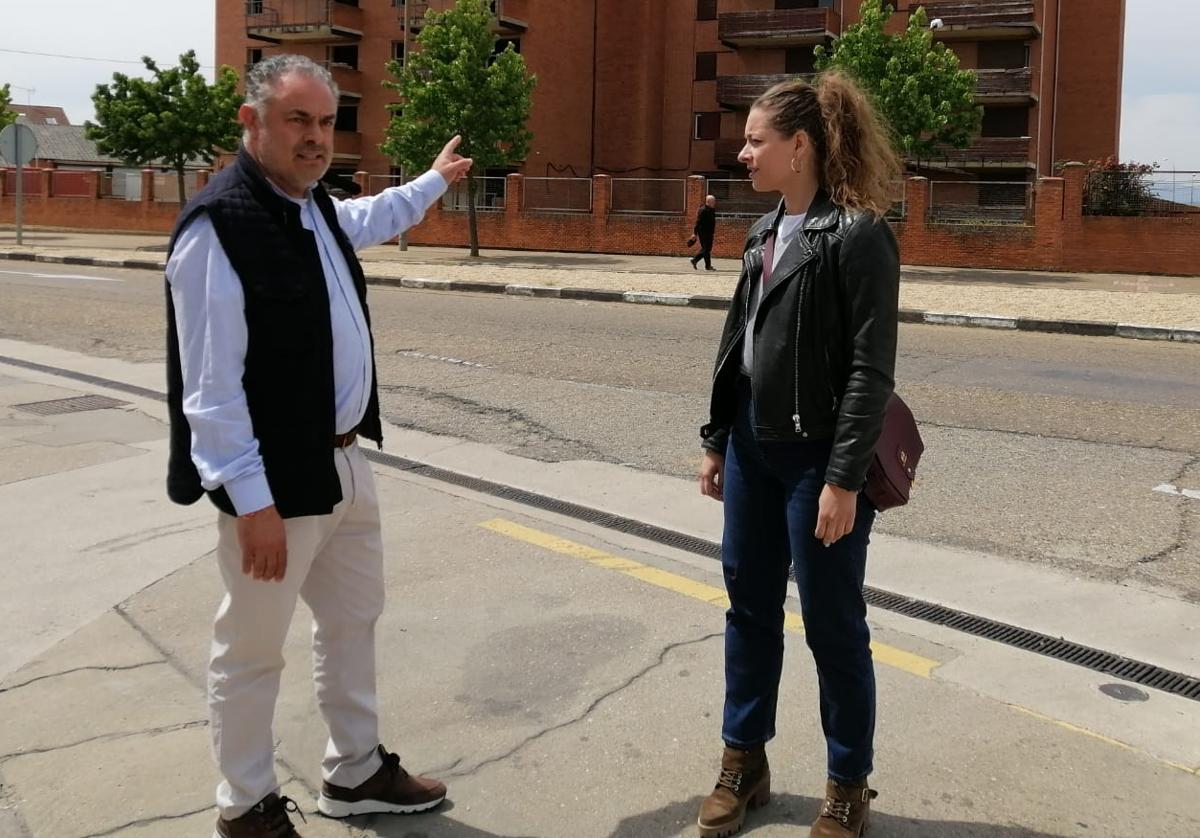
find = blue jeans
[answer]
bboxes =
[720,383,877,782]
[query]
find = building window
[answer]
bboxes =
[978,41,1029,70]
[695,53,717,81]
[247,0,264,14]
[694,112,721,140]
[329,44,359,69]
[785,48,816,75]
[391,41,406,64]
[697,0,717,21]
[336,105,359,132]
[981,106,1028,138]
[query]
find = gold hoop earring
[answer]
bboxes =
[790,157,803,174]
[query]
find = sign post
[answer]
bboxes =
[0,123,39,246]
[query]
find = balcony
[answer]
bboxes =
[246,0,363,45]
[920,1,1039,41]
[405,0,527,34]
[974,67,1035,105]
[333,130,362,161]
[915,136,1034,171]
[324,61,362,100]
[718,7,840,48]
[716,74,809,110]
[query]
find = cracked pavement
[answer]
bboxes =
[1,341,1199,836]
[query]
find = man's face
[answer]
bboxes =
[239,72,337,198]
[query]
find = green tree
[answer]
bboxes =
[86,51,241,203]
[381,0,537,257]
[0,84,16,131]
[815,0,980,159]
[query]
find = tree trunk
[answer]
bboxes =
[176,165,187,204]
[467,172,480,257]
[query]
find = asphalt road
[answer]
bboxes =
[2,261,1197,600]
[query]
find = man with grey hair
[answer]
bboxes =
[689,194,719,271]
[165,54,472,837]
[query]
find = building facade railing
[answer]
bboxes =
[522,177,592,213]
[929,179,1035,226]
[441,176,508,212]
[6,167,1200,276]
[609,178,687,216]
[718,7,840,47]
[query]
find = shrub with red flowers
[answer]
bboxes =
[1079,156,1159,216]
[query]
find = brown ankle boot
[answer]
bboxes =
[696,745,770,838]
[810,778,878,837]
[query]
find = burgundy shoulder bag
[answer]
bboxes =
[863,392,923,511]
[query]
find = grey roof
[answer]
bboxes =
[10,117,208,168]
[15,120,122,166]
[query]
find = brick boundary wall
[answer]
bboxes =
[3,164,1197,276]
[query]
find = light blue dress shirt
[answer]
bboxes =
[167,169,448,516]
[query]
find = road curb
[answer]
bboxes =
[2,250,1197,343]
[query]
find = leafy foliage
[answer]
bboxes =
[815,0,981,157]
[381,0,536,255]
[0,84,15,131]
[1080,157,1159,216]
[86,51,241,201]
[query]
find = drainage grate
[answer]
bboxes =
[364,447,1200,703]
[860,588,1200,701]
[3,354,1197,703]
[14,394,130,415]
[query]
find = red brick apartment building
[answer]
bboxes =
[216,0,1124,184]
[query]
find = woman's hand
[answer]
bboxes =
[815,483,857,547]
[699,450,725,502]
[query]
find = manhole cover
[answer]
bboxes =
[1099,683,1150,703]
[14,394,130,415]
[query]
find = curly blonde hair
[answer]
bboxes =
[753,71,901,216]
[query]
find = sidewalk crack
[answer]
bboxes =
[443,631,722,780]
[79,804,210,838]
[0,720,207,763]
[0,661,165,695]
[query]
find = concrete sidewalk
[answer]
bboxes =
[2,226,1199,338]
[2,339,1199,838]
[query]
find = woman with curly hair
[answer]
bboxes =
[696,71,902,838]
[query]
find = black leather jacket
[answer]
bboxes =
[700,192,900,492]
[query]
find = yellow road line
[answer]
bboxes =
[479,518,938,679]
[1007,704,1199,776]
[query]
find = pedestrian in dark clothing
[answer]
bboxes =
[689,195,718,270]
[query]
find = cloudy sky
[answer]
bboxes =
[1,1,1196,170]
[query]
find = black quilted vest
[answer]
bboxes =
[165,150,383,519]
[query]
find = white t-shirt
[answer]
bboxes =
[742,212,808,375]
[772,212,807,271]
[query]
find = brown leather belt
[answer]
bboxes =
[333,429,359,448]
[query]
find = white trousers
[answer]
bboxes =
[208,442,386,818]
